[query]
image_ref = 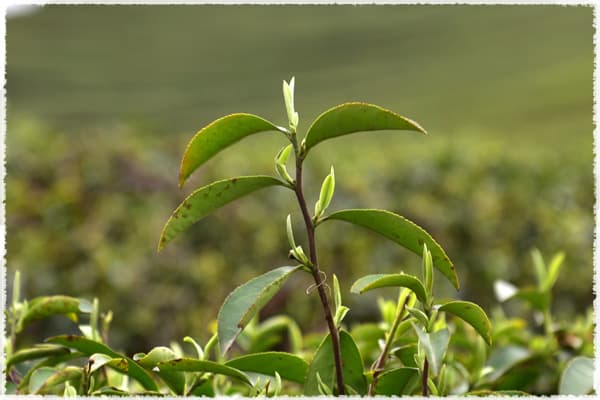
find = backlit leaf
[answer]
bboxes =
[179,113,284,186]
[351,273,427,304]
[18,296,90,332]
[438,300,492,345]
[323,209,458,289]
[158,176,286,251]
[217,266,301,354]
[303,102,425,155]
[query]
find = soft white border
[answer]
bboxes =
[1,0,597,398]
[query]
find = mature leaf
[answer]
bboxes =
[351,273,427,304]
[465,389,530,396]
[158,176,286,251]
[393,343,418,367]
[156,358,250,385]
[46,335,158,391]
[303,102,426,154]
[304,331,367,395]
[438,301,492,345]
[324,209,458,289]
[484,346,531,382]
[559,356,594,395]
[18,296,90,331]
[513,287,550,311]
[136,346,185,395]
[218,266,301,354]
[179,113,284,187]
[412,325,449,377]
[225,352,308,383]
[375,367,419,395]
[7,344,70,370]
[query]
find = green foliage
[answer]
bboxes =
[323,209,459,289]
[5,78,593,397]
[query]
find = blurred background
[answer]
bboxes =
[6,5,593,354]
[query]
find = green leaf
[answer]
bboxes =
[375,367,419,395]
[7,344,71,370]
[136,346,185,395]
[559,356,594,395]
[158,176,286,251]
[46,335,158,391]
[178,113,284,187]
[315,166,335,218]
[513,287,550,311]
[438,301,492,345]
[18,296,90,331]
[393,343,418,367]
[282,77,299,131]
[323,209,458,289]
[217,266,301,354]
[303,102,426,155]
[484,346,531,382]
[406,307,429,328]
[541,251,565,292]
[29,367,59,394]
[156,358,251,385]
[36,366,82,394]
[304,331,367,395]
[412,325,449,377]
[351,273,428,304]
[465,389,530,396]
[530,248,547,288]
[333,274,342,312]
[225,352,308,384]
[89,353,114,373]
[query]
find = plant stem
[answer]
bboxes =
[368,297,409,395]
[292,145,345,396]
[422,358,429,396]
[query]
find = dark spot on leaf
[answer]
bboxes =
[418,238,424,246]
[183,203,191,209]
[231,178,238,184]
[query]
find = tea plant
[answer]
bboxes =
[5,79,593,396]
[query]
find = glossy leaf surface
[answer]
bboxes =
[136,346,184,395]
[156,358,250,385]
[7,344,70,370]
[304,102,425,154]
[46,335,158,391]
[225,352,308,383]
[304,331,367,395]
[351,273,427,304]
[559,356,594,395]
[323,209,458,289]
[179,113,283,186]
[159,176,286,251]
[438,300,492,345]
[375,367,419,395]
[218,266,300,354]
[18,296,90,331]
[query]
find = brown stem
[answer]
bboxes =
[422,358,429,396]
[368,297,409,395]
[293,154,345,396]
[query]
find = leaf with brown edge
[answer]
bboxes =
[158,176,287,251]
[179,113,285,187]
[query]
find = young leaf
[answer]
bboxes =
[412,325,449,377]
[438,300,492,346]
[350,273,427,304]
[155,358,251,385]
[303,102,426,155]
[217,266,301,354]
[558,356,593,395]
[29,367,60,394]
[225,352,308,383]
[282,77,299,131]
[18,296,90,332]
[323,209,458,289]
[33,366,82,394]
[136,346,185,395]
[179,113,285,187]
[541,251,565,292]
[286,214,297,250]
[375,367,419,395]
[333,306,350,328]
[12,270,20,308]
[423,243,433,300]
[316,372,333,395]
[406,307,429,328]
[304,331,367,395]
[314,166,335,218]
[183,336,204,359]
[46,335,158,391]
[530,248,547,288]
[333,273,342,313]
[484,345,531,382]
[275,144,294,183]
[158,176,286,251]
